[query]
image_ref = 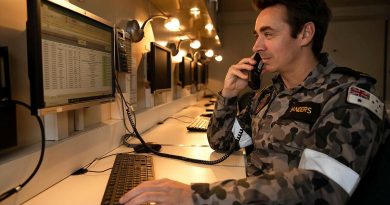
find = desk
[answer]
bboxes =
[23,100,247,205]
[138,103,213,146]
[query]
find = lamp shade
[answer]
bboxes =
[164,17,180,31]
[126,16,180,42]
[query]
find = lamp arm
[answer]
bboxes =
[141,15,168,29]
[193,49,205,58]
[177,39,189,50]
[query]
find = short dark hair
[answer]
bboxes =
[252,0,332,59]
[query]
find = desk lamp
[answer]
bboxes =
[126,15,180,42]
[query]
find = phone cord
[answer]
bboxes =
[126,109,243,165]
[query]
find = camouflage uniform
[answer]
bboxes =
[191,54,389,205]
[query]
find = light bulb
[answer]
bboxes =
[164,18,180,31]
[178,50,187,57]
[190,7,200,17]
[215,55,223,62]
[190,40,201,49]
[156,41,168,47]
[205,23,213,32]
[172,53,183,63]
[205,49,214,57]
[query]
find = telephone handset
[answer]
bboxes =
[247,53,263,90]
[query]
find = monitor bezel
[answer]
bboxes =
[179,56,193,88]
[201,63,208,84]
[0,47,11,100]
[147,42,172,93]
[26,0,116,116]
[194,61,203,85]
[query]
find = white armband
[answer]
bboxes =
[232,118,253,148]
[298,149,360,196]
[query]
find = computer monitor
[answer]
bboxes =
[147,42,172,93]
[194,62,203,85]
[26,0,115,115]
[0,47,11,101]
[201,63,208,84]
[0,47,17,151]
[179,56,192,87]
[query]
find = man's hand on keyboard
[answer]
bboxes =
[119,178,194,205]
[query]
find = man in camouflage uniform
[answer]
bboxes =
[119,0,389,204]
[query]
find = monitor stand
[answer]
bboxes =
[74,108,84,131]
[44,112,69,141]
[144,88,153,108]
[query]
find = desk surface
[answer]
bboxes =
[23,146,246,205]
[23,99,246,205]
[138,104,212,146]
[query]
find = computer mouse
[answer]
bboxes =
[133,143,162,153]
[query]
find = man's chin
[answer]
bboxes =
[261,65,272,74]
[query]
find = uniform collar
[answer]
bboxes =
[272,53,338,94]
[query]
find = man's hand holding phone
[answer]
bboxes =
[221,53,262,98]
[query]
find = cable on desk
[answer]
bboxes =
[115,86,245,165]
[0,99,45,202]
[159,116,193,124]
[122,133,136,147]
[113,73,251,165]
[72,151,135,175]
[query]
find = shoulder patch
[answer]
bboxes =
[332,67,377,84]
[346,86,384,119]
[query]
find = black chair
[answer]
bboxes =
[348,126,390,204]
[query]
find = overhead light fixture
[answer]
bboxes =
[190,7,200,17]
[179,35,190,41]
[172,54,183,63]
[164,17,180,31]
[205,23,213,32]
[172,49,188,63]
[156,41,168,47]
[189,40,201,49]
[126,15,181,42]
[205,49,214,58]
[193,49,214,60]
[178,50,187,57]
[215,55,223,62]
[167,39,201,56]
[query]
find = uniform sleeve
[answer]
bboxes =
[206,92,254,152]
[194,85,388,204]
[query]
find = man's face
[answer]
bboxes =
[252,4,302,74]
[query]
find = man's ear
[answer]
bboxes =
[299,22,315,46]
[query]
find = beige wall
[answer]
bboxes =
[0,1,199,203]
[0,0,160,148]
[207,5,390,101]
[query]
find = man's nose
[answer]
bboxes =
[252,36,265,53]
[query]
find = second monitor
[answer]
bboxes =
[193,62,208,91]
[147,42,172,93]
[179,56,192,88]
